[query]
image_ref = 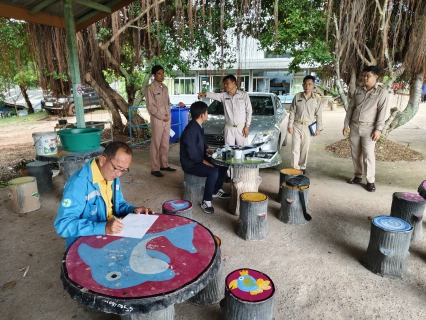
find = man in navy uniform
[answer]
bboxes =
[180,101,230,214]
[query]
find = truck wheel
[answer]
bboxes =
[68,103,76,116]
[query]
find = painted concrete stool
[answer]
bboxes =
[162,199,193,218]
[8,176,41,213]
[277,168,302,202]
[220,268,275,320]
[418,180,426,200]
[183,173,206,205]
[278,182,310,225]
[26,161,53,193]
[237,192,269,240]
[364,216,412,278]
[390,192,425,242]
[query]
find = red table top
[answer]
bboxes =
[64,214,216,299]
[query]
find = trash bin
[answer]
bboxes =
[170,107,190,142]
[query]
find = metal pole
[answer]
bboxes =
[64,0,85,128]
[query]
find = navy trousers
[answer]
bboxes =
[184,158,227,201]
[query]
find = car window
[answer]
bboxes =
[207,96,274,116]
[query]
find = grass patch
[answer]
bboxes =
[0,110,49,127]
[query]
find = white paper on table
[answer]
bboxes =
[111,214,158,239]
[170,128,175,137]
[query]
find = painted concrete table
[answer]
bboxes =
[212,154,282,215]
[36,146,104,182]
[61,214,221,319]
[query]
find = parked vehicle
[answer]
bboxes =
[203,92,289,151]
[41,85,104,116]
[277,93,294,110]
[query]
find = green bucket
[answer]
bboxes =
[58,128,104,152]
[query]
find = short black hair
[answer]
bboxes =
[303,75,316,83]
[190,101,208,120]
[104,141,132,159]
[223,74,237,84]
[151,65,164,75]
[363,65,380,76]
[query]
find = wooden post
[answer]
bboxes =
[8,176,41,213]
[120,304,174,320]
[364,216,412,278]
[278,183,309,225]
[418,180,426,200]
[183,173,206,205]
[220,268,275,320]
[390,192,425,242]
[26,161,53,193]
[162,200,193,218]
[189,245,224,305]
[277,168,302,202]
[237,193,269,240]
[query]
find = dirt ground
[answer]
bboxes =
[1,98,426,320]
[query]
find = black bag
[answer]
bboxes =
[286,175,312,221]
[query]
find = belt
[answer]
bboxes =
[352,120,375,126]
[294,120,311,125]
[225,123,245,128]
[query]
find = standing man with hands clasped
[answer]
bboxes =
[54,141,154,248]
[343,65,389,192]
[146,65,176,178]
[287,75,323,174]
[198,75,252,146]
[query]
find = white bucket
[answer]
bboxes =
[32,131,58,156]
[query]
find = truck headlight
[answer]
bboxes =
[251,130,275,145]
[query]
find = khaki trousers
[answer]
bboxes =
[291,123,312,170]
[150,116,171,171]
[224,126,249,146]
[349,123,376,183]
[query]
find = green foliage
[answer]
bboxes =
[97,27,112,42]
[255,0,333,72]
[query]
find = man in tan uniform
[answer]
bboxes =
[343,65,389,192]
[198,75,252,146]
[145,65,176,177]
[288,75,323,174]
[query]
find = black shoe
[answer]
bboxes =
[160,167,177,172]
[348,177,362,184]
[151,171,164,177]
[301,169,307,175]
[201,200,214,214]
[366,182,376,192]
[225,176,232,183]
[212,189,231,199]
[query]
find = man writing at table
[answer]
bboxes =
[54,141,154,248]
[180,101,230,214]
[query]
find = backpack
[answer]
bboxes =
[286,175,312,221]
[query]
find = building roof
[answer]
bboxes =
[0,0,134,32]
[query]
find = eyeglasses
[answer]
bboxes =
[105,154,129,173]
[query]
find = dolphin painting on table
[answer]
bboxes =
[78,222,197,289]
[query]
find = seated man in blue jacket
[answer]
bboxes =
[54,141,154,248]
[180,101,230,214]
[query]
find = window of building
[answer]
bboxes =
[172,78,195,95]
[252,78,270,93]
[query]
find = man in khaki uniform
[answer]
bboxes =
[145,65,176,177]
[343,65,389,192]
[288,75,323,174]
[198,75,252,146]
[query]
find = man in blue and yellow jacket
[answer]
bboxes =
[54,141,153,248]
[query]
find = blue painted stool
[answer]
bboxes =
[364,216,412,278]
[162,199,193,218]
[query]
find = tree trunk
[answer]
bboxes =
[278,184,309,225]
[277,168,302,202]
[183,173,206,205]
[382,73,423,137]
[84,72,125,130]
[20,85,34,114]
